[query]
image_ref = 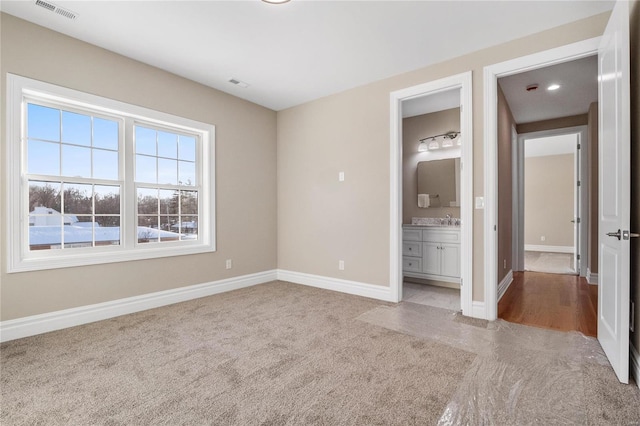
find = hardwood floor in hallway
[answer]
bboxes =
[498,271,598,337]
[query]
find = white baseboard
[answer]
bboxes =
[497,270,514,302]
[524,244,574,254]
[631,343,640,389]
[277,269,394,302]
[0,269,277,343]
[471,301,486,319]
[586,268,599,285]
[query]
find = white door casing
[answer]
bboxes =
[484,37,600,320]
[389,72,473,316]
[597,0,631,384]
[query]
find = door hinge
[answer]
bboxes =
[494,225,497,231]
[577,180,581,187]
[577,217,581,224]
[577,143,581,149]
[577,254,581,260]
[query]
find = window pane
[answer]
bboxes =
[136,155,157,183]
[178,135,196,161]
[180,191,198,215]
[28,104,60,142]
[28,140,60,176]
[62,111,91,146]
[62,145,91,178]
[179,216,198,240]
[63,183,92,214]
[95,185,120,214]
[178,161,196,186]
[137,188,158,214]
[93,149,119,180]
[138,216,159,244]
[95,216,120,246]
[93,118,118,150]
[29,224,62,251]
[135,126,156,155]
[64,217,93,248]
[29,180,61,218]
[160,215,179,232]
[159,189,179,215]
[158,158,178,185]
[158,131,177,159]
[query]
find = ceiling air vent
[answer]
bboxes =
[228,78,250,89]
[35,0,78,20]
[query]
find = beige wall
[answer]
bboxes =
[524,154,575,247]
[516,114,588,134]
[588,102,599,273]
[0,15,278,320]
[497,86,515,281]
[402,108,461,224]
[277,13,609,300]
[629,0,640,352]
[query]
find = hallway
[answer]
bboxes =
[498,271,598,336]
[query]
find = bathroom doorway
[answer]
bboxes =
[389,72,473,316]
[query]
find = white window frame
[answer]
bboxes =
[6,74,216,273]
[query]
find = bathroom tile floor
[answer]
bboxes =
[402,282,461,311]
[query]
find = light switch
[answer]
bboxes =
[339,172,345,182]
[475,197,484,209]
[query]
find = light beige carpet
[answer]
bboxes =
[1,281,474,425]
[524,251,576,275]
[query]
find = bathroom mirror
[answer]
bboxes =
[417,158,460,208]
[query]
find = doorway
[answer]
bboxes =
[492,54,597,334]
[389,72,473,316]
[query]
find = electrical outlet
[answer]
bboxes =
[338,260,344,270]
[540,236,546,242]
[225,259,232,270]
[339,171,345,182]
[503,259,507,269]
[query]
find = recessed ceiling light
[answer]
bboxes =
[547,84,561,91]
[262,0,291,4]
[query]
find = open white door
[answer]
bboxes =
[597,0,631,384]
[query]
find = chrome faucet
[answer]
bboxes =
[446,214,452,226]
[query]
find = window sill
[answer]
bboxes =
[7,243,216,274]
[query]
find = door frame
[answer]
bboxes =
[389,71,474,316]
[483,37,600,320]
[514,126,589,277]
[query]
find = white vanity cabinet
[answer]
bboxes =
[402,226,460,283]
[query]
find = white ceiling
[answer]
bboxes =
[0,1,613,111]
[402,89,460,118]
[499,55,598,123]
[525,133,577,158]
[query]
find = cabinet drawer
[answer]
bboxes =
[422,229,460,243]
[403,241,422,257]
[403,229,422,241]
[402,256,422,273]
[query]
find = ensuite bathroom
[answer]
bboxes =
[402,99,462,311]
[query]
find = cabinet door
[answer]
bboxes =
[440,243,461,278]
[422,242,440,275]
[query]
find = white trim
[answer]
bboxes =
[0,270,277,343]
[631,343,640,389]
[389,71,474,317]
[472,301,486,319]
[497,270,514,302]
[483,37,600,321]
[524,245,574,253]
[277,269,394,302]
[6,74,216,273]
[587,268,599,285]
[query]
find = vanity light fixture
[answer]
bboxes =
[418,131,461,151]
